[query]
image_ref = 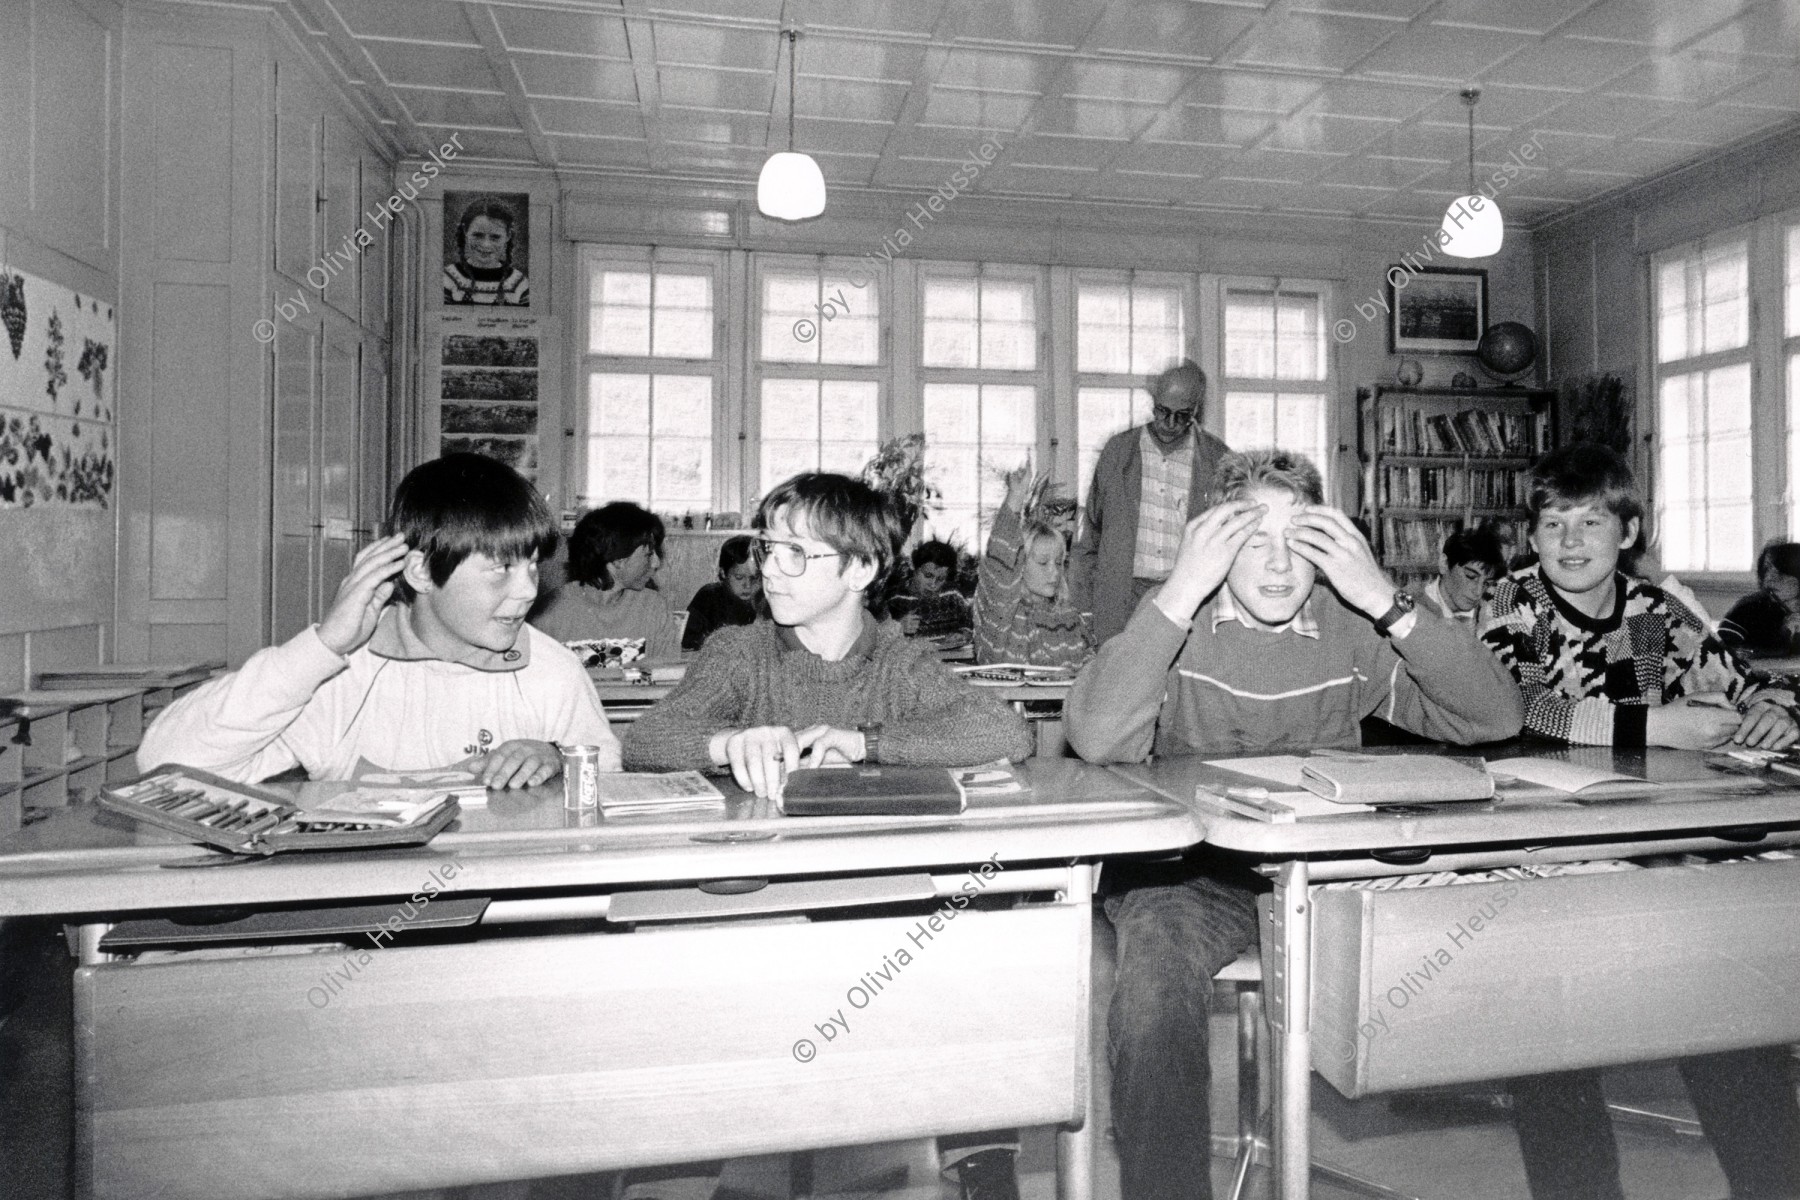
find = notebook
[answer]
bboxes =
[780,765,965,816]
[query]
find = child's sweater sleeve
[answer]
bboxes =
[974,506,1028,663]
[619,633,753,770]
[1065,595,1190,764]
[1364,608,1523,744]
[137,626,351,780]
[1478,582,1637,745]
[1661,593,1757,706]
[872,641,1034,765]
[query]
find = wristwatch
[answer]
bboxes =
[858,723,882,764]
[1372,589,1416,637]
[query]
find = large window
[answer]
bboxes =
[1655,236,1752,571]
[1074,275,1187,503]
[756,260,882,497]
[1220,282,1332,484]
[581,249,720,512]
[1786,224,1800,538]
[919,270,1043,547]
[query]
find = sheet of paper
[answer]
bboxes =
[1203,755,1312,788]
[1486,757,1648,793]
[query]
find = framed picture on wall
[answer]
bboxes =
[1388,266,1486,355]
[443,191,531,307]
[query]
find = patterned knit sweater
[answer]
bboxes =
[973,507,1094,670]
[1479,568,1758,746]
[621,615,1033,771]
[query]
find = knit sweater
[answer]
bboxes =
[1479,568,1759,746]
[621,615,1033,771]
[1067,586,1523,763]
[530,582,681,659]
[973,506,1094,670]
[138,612,618,781]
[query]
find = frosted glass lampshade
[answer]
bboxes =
[757,152,827,220]
[1440,194,1504,258]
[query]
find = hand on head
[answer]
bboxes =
[1284,506,1394,620]
[1153,499,1265,623]
[317,534,410,657]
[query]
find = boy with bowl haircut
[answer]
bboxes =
[623,471,1031,798]
[1065,448,1522,1200]
[140,453,619,786]
[1477,444,1800,1200]
[1426,524,1506,623]
[1479,444,1797,751]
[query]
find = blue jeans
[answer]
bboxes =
[1511,1050,1800,1200]
[1102,856,1264,1200]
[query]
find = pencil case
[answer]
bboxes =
[1299,755,1494,805]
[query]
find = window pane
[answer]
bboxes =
[923,279,979,367]
[1658,364,1752,570]
[1225,292,1276,378]
[1788,225,1800,340]
[1789,352,1800,536]
[923,383,1035,545]
[653,273,713,358]
[762,273,820,363]
[652,437,710,506]
[1657,240,1748,363]
[757,379,878,496]
[1656,259,1689,364]
[761,379,818,440]
[1224,391,1330,483]
[1701,242,1749,355]
[820,273,880,365]
[589,435,648,504]
[592,269,650,355]
[1225,391,1275,447]
[1275,294,1324,380]
[1076,386,1148,505]
[1078,285,1131,373]
[1132,287,1184,375]
[590,372,648,434]
[981,281,1037,369]
[1226,289,1325,382]
[653,375,711,434]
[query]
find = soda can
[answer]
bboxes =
[561,745,603,810]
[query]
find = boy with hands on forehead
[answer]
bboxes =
[139,453,619,788]
[1066,449,1522,1200]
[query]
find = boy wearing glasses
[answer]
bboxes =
[1071,359,1231,644]
[623,471,1031,801]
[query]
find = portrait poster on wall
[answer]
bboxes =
[442,191,531,307]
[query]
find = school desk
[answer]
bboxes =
[0,759,1196,1200]
[1112,745,1800,1200]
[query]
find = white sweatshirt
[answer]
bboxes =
[138,614,619,782]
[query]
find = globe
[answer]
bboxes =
[1477,322,1538,381]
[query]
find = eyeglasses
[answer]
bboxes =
[1153,405,1197,427]
[751,537,843,577]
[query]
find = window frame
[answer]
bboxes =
[1216,274,1338,490]
[1649,228,1756,578]
[914,261,1051,547]
[749,253,891,503]
[574,244,728,514]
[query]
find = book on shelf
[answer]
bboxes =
[1376,404,1545,458]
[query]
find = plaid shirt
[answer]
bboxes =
[1132,427,1194,580]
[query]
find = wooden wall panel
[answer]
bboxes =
[274,67,318,288]
[147,281,230,601]
[321,116,359,320]
[31,0,114,266]
[152,42,233,264]
[0,0,30,220]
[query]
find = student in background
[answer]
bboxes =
[1067,448,1521,1200]
[1720,541,1800,654]
[681,534,767,651]
[1479,444,1800,1200]
[139,453,617,785]
[621,472,1032,1200]
[973,465,1093,669]
[531,501,681,659]
[1424,524,1506,624]
[887,538,974,645]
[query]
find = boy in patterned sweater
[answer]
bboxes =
[1478,443,1800,1200]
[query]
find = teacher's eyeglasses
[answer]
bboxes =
[1153,405,1196,427]
[751,537,843,577]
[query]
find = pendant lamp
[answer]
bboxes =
[757,29,826,221]
[1440,88,1503,258]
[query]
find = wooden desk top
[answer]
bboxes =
[0,758,1197,918]
[1113,745,1800,856]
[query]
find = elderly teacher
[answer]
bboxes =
[1070,359,1231,644]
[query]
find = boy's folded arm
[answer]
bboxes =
[136,626,350,779]
[877,667,1033,765]
[1065,595,1189,764]
[619,642,749,771]
[1379,609,1525,744]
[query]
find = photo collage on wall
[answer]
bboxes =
[439,328,539,480]
[0,266,116,509]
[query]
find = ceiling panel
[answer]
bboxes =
[492,7,630,58]
[279,0,1799,225]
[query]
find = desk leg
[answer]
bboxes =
[1057,864,1094,1200]
[1267,861,1311,1200]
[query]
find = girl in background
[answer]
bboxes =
[682,535,766,650]
[974,466,1094,669]
[531,502,680,658]
[1721,542,1800,654]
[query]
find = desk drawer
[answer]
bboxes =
[76,900,1088,1200]
[1311,857,1800,1098]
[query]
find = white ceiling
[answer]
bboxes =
[283,0,1800,226]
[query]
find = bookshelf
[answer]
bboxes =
[1358,385,1557,584]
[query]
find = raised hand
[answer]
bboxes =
[317,534,409,656]
[1153,499,1266,624]
[1285,506,1394,620]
